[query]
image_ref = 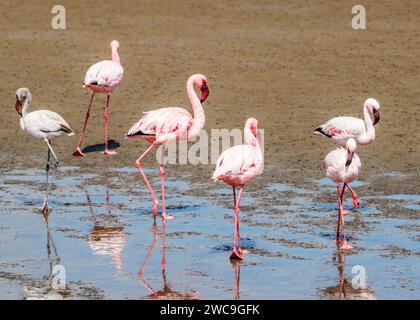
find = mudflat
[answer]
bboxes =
[1,0,419,191]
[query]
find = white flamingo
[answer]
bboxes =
[15,88,74,213]
[323,138,361,250]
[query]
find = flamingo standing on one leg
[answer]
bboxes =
[73,40,124,156]
[314,98,380,208]
[323,138,361,250]
[212,118,263,260]
[126,74,210,221]
[15,88,74,213]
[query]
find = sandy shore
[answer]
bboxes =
[1,0,419,194]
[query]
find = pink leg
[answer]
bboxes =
[230,186,245,260]
[336,184,343,242]
[337,184,352,250]
[135,143,159,216]
[73,93,95,156]
[345,183,360,208]
[160,148,174,222]
[102,94,117,155]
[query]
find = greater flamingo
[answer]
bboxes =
[15,88,74,213]
[314,98,380,207]
[73,40,124,156]
[323,138,361,250]
[212,118,263,260]
[126,74,210,221]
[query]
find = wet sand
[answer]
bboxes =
[0,0,419,299]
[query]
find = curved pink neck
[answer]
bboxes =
[187,78,205,140]
[111,46,121,65]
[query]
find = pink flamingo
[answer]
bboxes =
[126,74,209,221]
[73,40,124,156]
[314,98,380,208]
[212,118,263,260]
[323,138,361,250]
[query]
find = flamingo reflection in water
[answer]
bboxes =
[23,212,70,299]
[86,188,126,271]
[230,260,242,300]
[321,250,376,300]
[138,222,198,300]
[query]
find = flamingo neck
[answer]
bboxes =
[187,78,205,140]
[22,95,31,117]
[111,47,121,65]
[363,105,375,140]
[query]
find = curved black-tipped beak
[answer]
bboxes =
[200,84,209,103]
[372,110,380,125]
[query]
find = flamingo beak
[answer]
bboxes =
[372,110,380,125]
[200,84,209,103]
[15,98,22,116]
[346,151,354,167]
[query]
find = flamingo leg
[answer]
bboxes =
[230,186,244,260]
[73,93,94,156]
[102,94,117,155]
[236,186,244,254]
[135,143,159,216]
[160,147,174,222]
[42,147,51,214]
[45,139,59,168]
[336,184,343,242]
[337,184,353,250]
[345,183,360,208]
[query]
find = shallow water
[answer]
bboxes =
[0,165,418,299]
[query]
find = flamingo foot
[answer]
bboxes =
[238,248,249,255]
[230,249,244,260]
[73,147,85,157]
[162,212,175,221]
[341,210,351,215]
[102,149,117,155]
[352,197,361,208]
[339,241,353,250]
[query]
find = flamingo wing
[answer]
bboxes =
[127,107,192,138]
[84,60,124,88]
[315,117,365,143]
[24,110,73,135]
[213,145,262,181]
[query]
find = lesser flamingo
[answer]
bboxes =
[73,40,124,156]
[15,88,74,213]
[323,138,361,250]
[126,74,209,221]
[212,118,263,260]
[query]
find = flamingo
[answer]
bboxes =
[126,74,210,221]
[212,118,263,260]
[15,88,74,214]
[323,138,361,250]
[73,40,124,156]
[314,98,380,208]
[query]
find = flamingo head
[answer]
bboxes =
[15,88,31,116]
[345,138,357,166]
[110,40,120,50]
[246,118,259,137]
[365,98,380,125]
[190,74,209,103]
[245,118,262,146]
